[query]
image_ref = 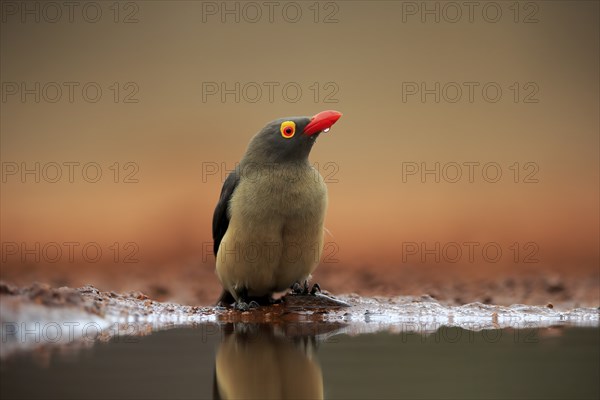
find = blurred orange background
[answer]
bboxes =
[1,1,598,304]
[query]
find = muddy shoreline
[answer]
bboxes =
[2,262,598,309]
[1,282,598,361]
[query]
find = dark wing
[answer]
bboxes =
[212,170,240,256]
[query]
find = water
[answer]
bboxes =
[1,292,599,399]
[1,324,599,399]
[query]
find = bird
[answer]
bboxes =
[214,324,324,399]
[212,110,342,309]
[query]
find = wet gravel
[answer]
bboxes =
[1,282,598,360]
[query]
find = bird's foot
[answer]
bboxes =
[234,300,260,311]
[291,282,301,294]
[291,281,321,295]
[234,301,249,311]
[248,300,260,309]
[310,283,321,295]
[291,280,310,295]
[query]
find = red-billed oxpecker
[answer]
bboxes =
[212,110,343,309]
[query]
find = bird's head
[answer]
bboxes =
[244,110,342,164]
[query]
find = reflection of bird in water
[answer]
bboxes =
[213,324,325,400]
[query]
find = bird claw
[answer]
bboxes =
[291,281,322,296]
[292,281,308,296]
[291,281,305,295]
[292,282,301,293]
[234,300,260,311]
[310,283,321,295]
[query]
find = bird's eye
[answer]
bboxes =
[280,121,296,139]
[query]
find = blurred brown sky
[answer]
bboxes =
[1,1,598,280]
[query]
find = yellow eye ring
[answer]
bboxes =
[280,121,296,139]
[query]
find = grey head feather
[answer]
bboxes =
[242,116,318,166]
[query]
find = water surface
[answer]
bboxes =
[1,324,598,400]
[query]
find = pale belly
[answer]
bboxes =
[216,169,327,299]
